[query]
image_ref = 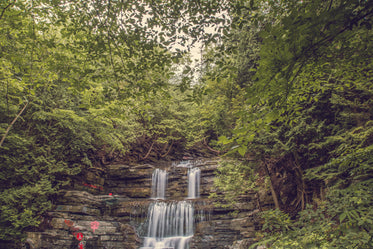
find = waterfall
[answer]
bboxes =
[187,168,200,199]
[147,201,194,238]
[151,169,167,199]
[142,166,202,249]
[143,201,194,249]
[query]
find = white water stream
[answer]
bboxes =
[142,201,194,249]
[187,168,200,199]
[141,164,201,249]
[151,169,167,199]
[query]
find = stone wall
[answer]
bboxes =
[24,158,273,249]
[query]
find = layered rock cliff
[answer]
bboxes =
[24,158,273,249]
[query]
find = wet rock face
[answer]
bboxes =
[24,158,272,249]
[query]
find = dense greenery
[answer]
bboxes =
[201,0,373,248]
[1,0,372,248]
[0,0,213,242]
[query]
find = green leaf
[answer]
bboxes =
[340,212,347,223]
[237,145,247,156]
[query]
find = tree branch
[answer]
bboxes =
[263,159,280,210]
[203,138,225,154]
[0,98,29,148]
[0,1,15,21]
[160,140,174,158]
[142,141,154,160]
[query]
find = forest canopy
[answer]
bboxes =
[1,0,372,248]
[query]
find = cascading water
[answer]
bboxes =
[141,165,202,249]
[151,169,167,199]
[142,201,194,249]
[187,168,200,199]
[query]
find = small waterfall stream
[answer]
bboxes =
[141,163,201,249]
[187,168,200,199]
[151,169,168,199]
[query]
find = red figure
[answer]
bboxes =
[76,232,83,241]
[64,219,74,227]
[82,182,103,191]
[79,242,84,249]
[109,193,112,196]
[90,221,99,233]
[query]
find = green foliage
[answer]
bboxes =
[253,0,373,107]
[0,179,54,240]
[0,0,206,241]
[253,206,334,249]
[254,179,373,248]
[199,0,373,248]
[261,209,292,233]
[1,0,229,240]
[209,160,258,208]
[129,85,201,155]
[1,0,373,246]
[307,122,373,187]
[0,129,78,241]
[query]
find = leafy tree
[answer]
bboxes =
[0,0,181,242]
[1,0,372,247]
[202,0,373,247]
[1,0,231,242]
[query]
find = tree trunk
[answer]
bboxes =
[263,160,281,210]
[142,141,154,160]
